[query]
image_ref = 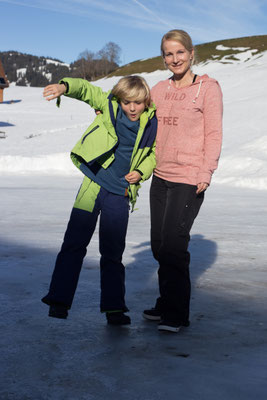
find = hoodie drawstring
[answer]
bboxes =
[167,78,203,103]
[193,80,203,103]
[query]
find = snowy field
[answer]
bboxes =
[1,49,267,399]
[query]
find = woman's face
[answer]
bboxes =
[163,40,193,76]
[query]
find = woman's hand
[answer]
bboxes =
[196,182,209,194]
[125,171,142,184]
[43,83,66,101]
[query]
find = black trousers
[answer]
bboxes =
[150,175,204,324]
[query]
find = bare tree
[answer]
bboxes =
[75,50,95,80]
[72,42,121,80]
[97,42,121,64]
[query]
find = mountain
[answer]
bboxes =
[0,51,118,87]
[0,51,72,87]
[107,35,267,76]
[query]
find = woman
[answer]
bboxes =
[143,29,223,332]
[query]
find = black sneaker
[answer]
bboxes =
[143,308,162,321]
[158,319,190,333]
[106,312,131,325]
[158,320,181,333]
[49,304,68,319]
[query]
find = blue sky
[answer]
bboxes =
[1,0,267,65]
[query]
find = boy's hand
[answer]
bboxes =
[43,84,66,101]
[125,171,141,184]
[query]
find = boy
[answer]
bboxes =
[41,76,157,325]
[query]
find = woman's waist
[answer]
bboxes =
[153,167,199,185]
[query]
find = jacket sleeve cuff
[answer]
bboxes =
[58,80,69,94]
[56,79,69,108]
[135,169,144,176]
[197,172,212,185]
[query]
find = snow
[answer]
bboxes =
[215,45,259,63]
[16,67,27,77]
[231,49,258,62]
[216,45,251,51]
[1,52,267,399]
[216,44,232,50]
[46,59,70,67]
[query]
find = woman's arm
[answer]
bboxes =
[197,82,223,186]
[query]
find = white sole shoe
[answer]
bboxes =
[142,312,161,321]
[158,324,181,333]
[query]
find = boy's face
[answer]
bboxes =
[121,99,146,121]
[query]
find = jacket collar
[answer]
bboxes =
[107,92,156,129]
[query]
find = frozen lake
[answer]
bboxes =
[1,175,267,400]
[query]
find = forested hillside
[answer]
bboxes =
[0,42,121,87]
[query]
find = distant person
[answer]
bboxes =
[41,75,157,325]
[143,29,223,332]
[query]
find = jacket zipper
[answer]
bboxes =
[130,118,150,166]
[77,180,92,202]
[81,125,99,144]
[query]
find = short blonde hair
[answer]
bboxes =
[111,75,151,108]
[161,29,194,62]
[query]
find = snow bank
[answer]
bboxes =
[0,153,79,174]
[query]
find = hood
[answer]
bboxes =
[191,74,220,104]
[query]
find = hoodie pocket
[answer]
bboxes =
[177,153,202,167]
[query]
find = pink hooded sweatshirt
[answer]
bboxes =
[151,74,223,185]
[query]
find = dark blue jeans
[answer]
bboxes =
[150,175,204,324]
[42,187,130,312]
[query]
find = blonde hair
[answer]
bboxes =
[161,29,194,63]
[111,75,151,108]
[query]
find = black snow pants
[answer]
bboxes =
[150,175,204,324]
[42,186,130,313]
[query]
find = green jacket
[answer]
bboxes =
[59,78,157,210]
